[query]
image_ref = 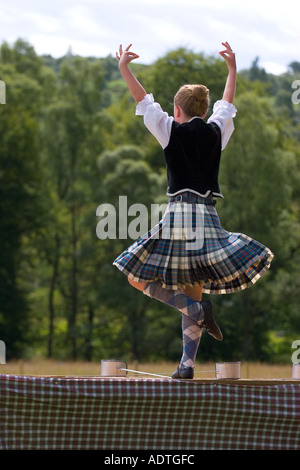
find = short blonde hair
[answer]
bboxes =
[174,84,210,118]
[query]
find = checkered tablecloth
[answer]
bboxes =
[1,374,300,450]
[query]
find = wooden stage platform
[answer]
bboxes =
[1,374,300,450]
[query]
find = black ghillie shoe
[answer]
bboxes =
[201,300,223,341]
[171,365,194,380]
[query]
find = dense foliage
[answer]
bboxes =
[1,39,299,363]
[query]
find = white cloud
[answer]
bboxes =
[31,34,109,58]
[260,61,287,75]
[63,5,105,37]
[23,12,60,33]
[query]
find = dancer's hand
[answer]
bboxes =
[116,44,139,69]
[219,42,236,71]
[220,42,236,103]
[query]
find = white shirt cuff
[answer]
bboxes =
[208,100,237,150]
[211,99,237,117]
[135,93,155,116]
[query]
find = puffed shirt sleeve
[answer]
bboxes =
[207,100,237,150]
[136,93,174,149]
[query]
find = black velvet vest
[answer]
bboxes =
[164,118,223,197]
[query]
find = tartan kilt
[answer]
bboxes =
[113,194,274,295]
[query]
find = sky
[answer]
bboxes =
[1,0,299,74]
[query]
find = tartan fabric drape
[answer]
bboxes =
[1,374,300,450]
[113,195,274,294]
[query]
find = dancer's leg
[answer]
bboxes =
[128,278,222,379]
[129,278,222,340]
[128,277,147,292]
[128,278,204,302]
[143,280,206,324]
[180,314,203,369]
[181,283,204,301]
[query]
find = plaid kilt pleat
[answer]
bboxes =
[113,195,274,295]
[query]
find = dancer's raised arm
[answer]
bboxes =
[116,44,147,104]
[219,41,236,104]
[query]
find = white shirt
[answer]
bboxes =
[136,93,237,151]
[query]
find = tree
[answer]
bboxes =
[39,55,106,359]
[0,48,47,358]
